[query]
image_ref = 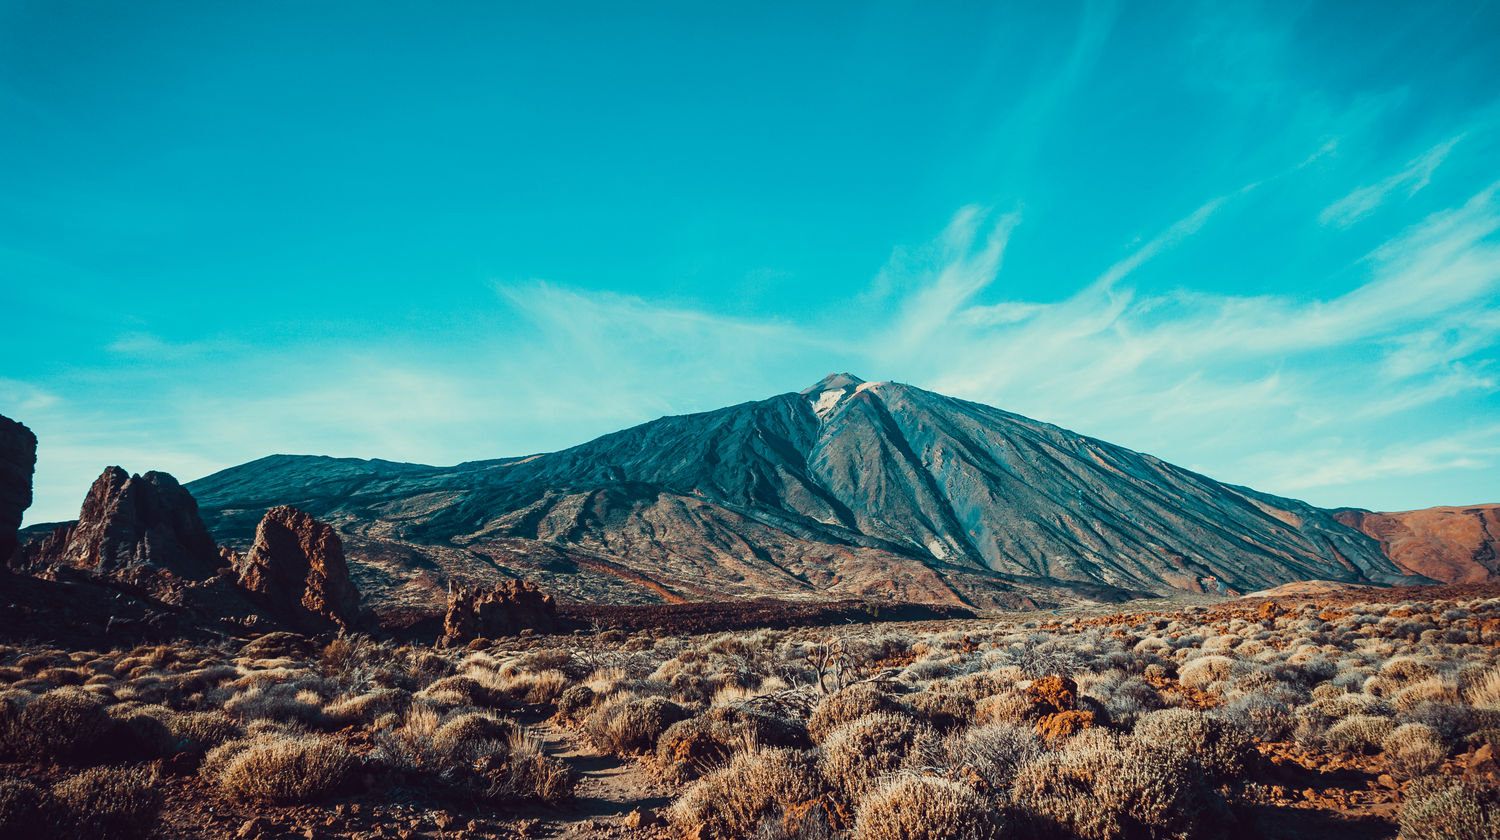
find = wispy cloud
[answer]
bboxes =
[1320,135,1464,228]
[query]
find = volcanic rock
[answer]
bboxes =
[441,579,558,644]
[237,505,360,632]
[1334,505,1500,583]
[25,467,221,582]
[0,414,37,563]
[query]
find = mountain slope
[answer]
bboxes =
[1333,505,1500,584]
[187,374,1423,609]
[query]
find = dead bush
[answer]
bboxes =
[212,732,354,804]
[940,721,1044,793]
[0,778,48,838]
[819,712,937,803]
[478,730,576,804]
[1132,708,1255,783]
[584,694,687,755]
[1011,736,1210,840]
[51,765,162,840]
[1326,714,1396,754]
[670,747,829,840]
[1383,723,1447,777]
[657,704,808,782]
[1398,776,1500,840]
[809,684,907,743]
[4,687,111,763]
[853,775,1005,840]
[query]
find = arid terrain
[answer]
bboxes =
[2,583,1499,840]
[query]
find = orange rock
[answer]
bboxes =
[1036,709,1095,744]
[1025,675,1078,715]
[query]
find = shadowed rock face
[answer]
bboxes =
[237,505,360,631]
[1333,506,1500,583]
[0,415,36,562]
[441,580,557,644]
[188,375,1425,608]
[28,467,221,581]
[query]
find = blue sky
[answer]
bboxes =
[3,0,1499,524]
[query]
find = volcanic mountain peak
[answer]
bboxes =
[802,372,886,420]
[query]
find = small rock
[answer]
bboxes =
[624,808,660,828]
[237,818,269,839]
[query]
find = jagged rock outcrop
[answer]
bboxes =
[236,505,360,632]
[0,414,37,563]
[23,467,221,582]
[1334,505,1500,583]
[441,580,558,644]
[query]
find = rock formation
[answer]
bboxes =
[0,414,36,563]
[1334,506,1500,584]
[441,579,558,644]
[24,466,221,582]
[236,505,360,632]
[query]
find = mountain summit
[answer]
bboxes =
[187,377,1422,609]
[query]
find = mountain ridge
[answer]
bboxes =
[184,375,1431,610]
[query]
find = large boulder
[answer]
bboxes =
[236,505,360,632]
[442,579,558,645]
[25,466,221,581]
[0,415,36,562]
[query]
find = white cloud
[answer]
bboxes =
[1319,135,1464,228]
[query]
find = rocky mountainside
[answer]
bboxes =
[186,375,1429,609]
[1333,505,1500,584]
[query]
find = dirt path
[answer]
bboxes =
[532,721,674,838]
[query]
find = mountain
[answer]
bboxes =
[186,374,1425,610]
[1333,505,1499,584]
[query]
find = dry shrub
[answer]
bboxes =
[504,670,568,704]
[1178,655,1234,689]
[1383,723,1448,777]
[224,685,326,726]
[556,685,598,722]
[670,747,828,840]
[323,688,412,727]
[0,778,48,838]
[819,712,937,803]
[416,675,506,708]
[1221,691,1293,741]
[1132,708,1255,783]
[212,732,354,804]
[904,690,976,731]
[809,684,907,743]
[1464,668,1500,709]
[480,730,576,804]
[974,690,1034,725]
[940,721,1043,792]
[657,704,807,782]
[51,765,163,840]
[1327,714,1397,754]
[1011,734,1209,840]
[4,686,111,763]
[584,694,686,755]
[853,775,1005,840]
[1398,777,1500,840]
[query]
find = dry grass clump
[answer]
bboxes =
[808,684,908,743]
[584,693,687,755]
[1011,734,1209,840]
[1177,654,1234,689]
[937,720,1043,792]
[656,702,808,781]
[853,775,1004,840]
[51,764,163,840]
[0,778,48,838]
[1326,713,1397,754]
[481,729,577,805]
[1132,708,1255,783]
[208,731,354,804]
[1382,723,1448,777]
[819,711,937,803]
[322,687,412,727]
[2,686,112,763]
[669,747,828,840]
[1397,776,1500,840]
